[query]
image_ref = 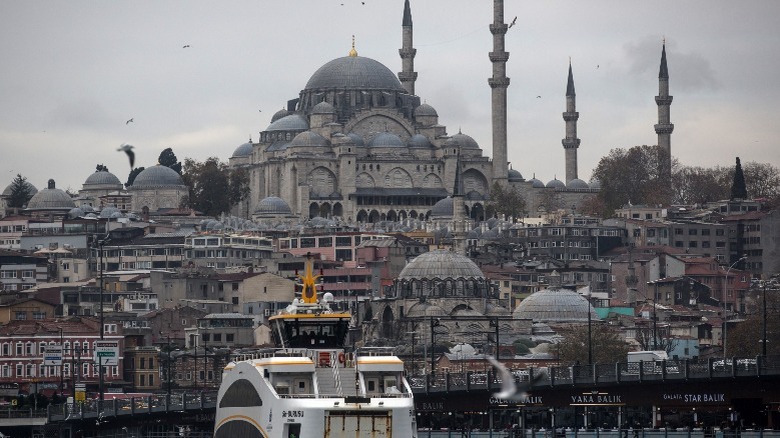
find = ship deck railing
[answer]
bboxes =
[277,391,412,399]
[355,346,399,357]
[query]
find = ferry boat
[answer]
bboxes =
[213,255,418,438]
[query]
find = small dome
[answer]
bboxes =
[346,133,365,147]
[589,179,602,190]
[232,140,253,157]
[414,103,438,118]
[255,196,292,216]
[431,196,453,218]
[311,101,337,114]
[399,249,485,280]
[289,131,330,150]
[271,108,291,123]
[447,131,479,150]
[265,114,309,132]
[368,132,405,148]
[567,178,589,189]
[99,206,121,218]
[266,141,291,152]
[26,179,76,210]
[132,165,184,188]
[304,56,405,92]
[405,301,447,318]
[1,180,38,198]
[546,178,565,189]
[485,302,511,317]
[67,207,85,219]
[528,177,544,188]
[508,168,523,182]
[84,171,122,187]
[513,287,599,322]
[408,134,433,149]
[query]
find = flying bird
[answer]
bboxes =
[487,356,545,401]
[117,143,135,168]
[508,16,517,28]
[183,44,190,48]
[126,118,133,125]
[536,95,541,98]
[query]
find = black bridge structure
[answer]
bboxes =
[2,356,779,437]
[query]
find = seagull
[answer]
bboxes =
[125,118,133,125]
[117,143,135,168]
[486,356,545,401]
[182,44,190,48]
[508,16,517,28]
[536,95,541,98]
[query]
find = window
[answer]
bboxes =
[688,229,698,235]
[15,311,26,320]
[226,334,234,342]
[22,270,34,278]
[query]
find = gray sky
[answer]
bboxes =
[1,0,779,193]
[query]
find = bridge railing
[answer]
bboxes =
[409,355,780,393]
[47,392,218,423]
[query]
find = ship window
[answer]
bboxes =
[218,378,263,408]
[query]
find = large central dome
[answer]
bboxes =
[304,56,406,92]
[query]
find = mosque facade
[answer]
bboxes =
[228,0,672,225]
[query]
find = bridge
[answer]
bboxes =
[1,356,778,437]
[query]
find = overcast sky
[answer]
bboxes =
[1,0,778,193]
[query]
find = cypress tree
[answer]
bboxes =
[730,157,747,200]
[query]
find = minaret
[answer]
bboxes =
[654,42,674,181]
[398,0,417,95]
[562,60,580,183]
[489,0,510,185]
[452,152,467,256]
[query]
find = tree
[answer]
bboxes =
[228,168,251,208]
[591,145,675,216]
[578,195,608,218]
[181,157,248,217]
[742,161,780,201]
[125,167,145,187]
[486,182,526,220]
[730,157,747,200]
[556,323,631,366]
[158,148,183,174]
[7,174,34,208]
[671,165,729,205]
[95,164,108,172]
[727,285,780,357]
[634,326,679,354]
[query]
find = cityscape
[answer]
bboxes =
[0,1,779,437]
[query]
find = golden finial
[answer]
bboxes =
[348,35,358,57]
[298,253,322,304]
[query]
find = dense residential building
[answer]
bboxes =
[184,232,274,270]
[0,249,47,291]
[508,222,626,262]
[0,317,124,396]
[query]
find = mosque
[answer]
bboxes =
[226,0,673,225]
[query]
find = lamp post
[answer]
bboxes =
[97,234,110,404]
[490,318,500,360]
[430,318,440,378]
[587,291,593,364]
[723,256,746,358]
[166,335,172,397]
[59,327,64,395]
[762,281,768,357]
